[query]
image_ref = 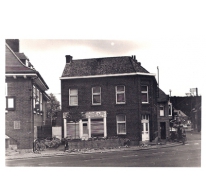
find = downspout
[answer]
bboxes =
[157,66,159,98]
[31,79,34,152]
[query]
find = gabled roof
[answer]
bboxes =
[5,43,49,90]
[6,44,35,74]
[157,88,169,102]
[61,56,150,78]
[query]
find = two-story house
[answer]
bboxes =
[60,55,158,144]
[5,39,50,150]
[157,88,172,139]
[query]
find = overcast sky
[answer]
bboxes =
[19,36,204,103]
[3,0,206,104]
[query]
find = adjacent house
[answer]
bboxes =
[157,88,172,139]
[60,55,158,144]
[5,39,50,150]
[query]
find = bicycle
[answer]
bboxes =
[34,139,46,153]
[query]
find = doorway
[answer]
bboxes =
[141,121,150,141]
[160,122,166,139]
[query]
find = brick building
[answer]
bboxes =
[60,55,158,144]
[5,39,50,150]
[157,88,173,139]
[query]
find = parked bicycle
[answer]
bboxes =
[34,139,46,153]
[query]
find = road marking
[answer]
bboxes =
[38,162,63,165]
[194,143,199,145]
[122,155,138,157]
[152,152,165,155]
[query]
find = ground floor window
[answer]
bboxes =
[91,119,104,137]
[66,123,79,139]
[14,121,20,129]
[116,114,126,134]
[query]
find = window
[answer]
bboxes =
[92,87,101,105]
[5,82,7,96]
[142,114,149,120]
[40,92,43,111]
[33,85,36,108]
[14,121,20,129]
[168,103,172,116]
[69,89,78,106]
[160,104,165,116]
[141,85,148,103]
[116,85,125,104]
[116,114,126,134]
[6,96,15,110]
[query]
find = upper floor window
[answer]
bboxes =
[116,85,125,104]
[168,103,172,116]
[160,104,165,116]
[40,92,43,111]
[69,89,78,106]
[92,86,101,105]
[33,85,36,109]
[6,96,15,111]
[5,82,7,96]
[141,85,148,103]
[116,114,126,134]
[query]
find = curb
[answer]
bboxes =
[5,142,182,160]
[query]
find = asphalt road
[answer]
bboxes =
[5,140,201,167]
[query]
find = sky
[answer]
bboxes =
[19,36,205,103]
[2,0,205,104]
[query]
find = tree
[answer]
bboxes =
[65,108,84,139]
[46,93,61,126]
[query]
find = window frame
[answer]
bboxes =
[69,89,78,106]
[92,86,101,105]
[6,96,16,111]
[160,104,165,116]
[14,121,20,129]
[141,85,149,103]
[168,103,172,116]
[40,92,43,111]
[115,85,126,104]
[116,114,126,135]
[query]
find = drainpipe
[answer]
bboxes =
[31,80,34,152]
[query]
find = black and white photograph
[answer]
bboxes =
[1,0,205,179]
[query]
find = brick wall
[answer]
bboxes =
[61,75,157,142]
[6,77,34,149]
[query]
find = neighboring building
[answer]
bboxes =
[60,55,158,144]
[157,88,172,139]
[5,39,50,150]
[170,96,201,132]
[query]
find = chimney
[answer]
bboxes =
[6,39,19,52]
[65,55,73,63]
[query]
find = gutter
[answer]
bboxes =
[60,72,156,80]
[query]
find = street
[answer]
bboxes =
[5,140,201,167]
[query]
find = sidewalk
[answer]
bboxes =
[5,141,182,160]
[6,131,201,161]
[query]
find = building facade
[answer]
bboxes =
[5,39,50,150]
[60,55,158,144]
[157,88,172,139]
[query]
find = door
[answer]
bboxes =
[141,121,150,141]
[83,122,88,136]
[160,122,166,139]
